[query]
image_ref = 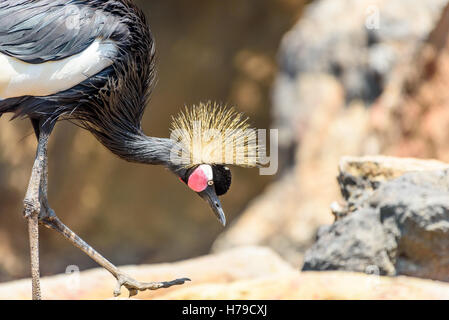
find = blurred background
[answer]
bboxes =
[3,0,449,294]
[0,0,306,281]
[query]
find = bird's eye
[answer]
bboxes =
[208,180,214,186]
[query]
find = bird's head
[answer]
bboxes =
[168,102,260,227]
[176,164,231,226]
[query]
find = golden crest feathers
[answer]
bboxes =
[170,102,261,168]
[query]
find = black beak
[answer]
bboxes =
[199,185,226,227]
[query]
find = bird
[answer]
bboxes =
[0,0,260,299]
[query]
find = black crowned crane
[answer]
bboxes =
[0,0,260,299]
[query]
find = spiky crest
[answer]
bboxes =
[170,102,261,168]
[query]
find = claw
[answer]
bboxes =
[128,288,138,298]
[114,274,190,298]
[161,277,191,288]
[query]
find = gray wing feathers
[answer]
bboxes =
[0,0,108,63]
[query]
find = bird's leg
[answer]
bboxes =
[40,216,190,297]
[23,128,50,300]
[29,121,189,299]
[34,131,188,297]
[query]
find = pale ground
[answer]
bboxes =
[1,246,449,300]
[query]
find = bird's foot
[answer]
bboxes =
[114,273,191,298]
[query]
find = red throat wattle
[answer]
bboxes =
[188,166,210,192]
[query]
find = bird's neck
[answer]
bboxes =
[102,131,177,167]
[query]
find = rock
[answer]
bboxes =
[303,156,449,282]
[303,208,396,275]
[338,156,449,214]
[215,0,449,271]
[339,156,449,182]
[375,171,449,280]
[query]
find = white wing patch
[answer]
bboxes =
[0,38,117,99]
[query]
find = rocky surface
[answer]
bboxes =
[337,156,449,215]
[214,1,449,294]
[303,156,449,282]
[2,245,449,300]
[214,0,449,272]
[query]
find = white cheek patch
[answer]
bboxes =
[198,164,213,181]
[0,38,117,99]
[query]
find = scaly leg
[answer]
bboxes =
[23,119,52,300]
